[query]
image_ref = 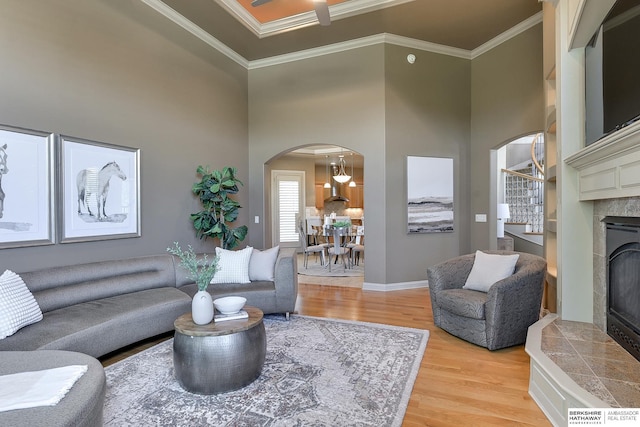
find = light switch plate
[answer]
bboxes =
[254,216,260,224]
[475,214,487,222]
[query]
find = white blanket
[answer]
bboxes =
[0,365,88,412]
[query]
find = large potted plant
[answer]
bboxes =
[191,166,248,250]
[167,242,219,325]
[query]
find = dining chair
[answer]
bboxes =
[311,225,330,248]
[327,226,351,271]
[347,234,364,266]
[298,222,327,268]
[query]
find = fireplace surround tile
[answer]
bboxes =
[542,318,640,408]
[593,197,640,332]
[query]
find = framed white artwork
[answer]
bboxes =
[407,156,454,233]
[0,125,55,248]
[59,135,140,243]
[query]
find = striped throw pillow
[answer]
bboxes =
[0,270,43,339]
[211,246,254,284]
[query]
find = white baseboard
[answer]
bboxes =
[363,280,429,291]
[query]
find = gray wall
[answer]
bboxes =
[384,45,471,283]
[248,45,387,283]
[470,25,544,252]
[248,44,471,285]
[0,1,543,285]
[0,0,248,272]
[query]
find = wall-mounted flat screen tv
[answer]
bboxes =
[585,0,640,145]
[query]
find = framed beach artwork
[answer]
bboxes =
[407,156,454,233]
[0,125,55,248]
[59,135,140,243]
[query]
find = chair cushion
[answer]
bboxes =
[463,250,519,292]
[438,288,488,320]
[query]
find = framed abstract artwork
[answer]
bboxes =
[0,125,55,248]
[407,156,454,233]
[58,135,140,243]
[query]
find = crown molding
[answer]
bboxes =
[248,33,471,70]
[141,0,543,70]
[215,0,416,38]
[139,0,249,68]
[471,11,543,59]
[248,34,386,69]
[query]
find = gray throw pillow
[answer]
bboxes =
[249,246,280,281]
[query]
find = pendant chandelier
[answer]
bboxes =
[323,155,331,188]
[349,152,356,187]
[332,155,351,183]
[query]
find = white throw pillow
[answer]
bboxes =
[249,246,280,281]
[0,270,43,339]
[463,251,520,292]
[211,246,253,284]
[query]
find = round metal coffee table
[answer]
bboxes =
[173,306,266,395]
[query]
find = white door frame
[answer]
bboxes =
[271,170,305,249]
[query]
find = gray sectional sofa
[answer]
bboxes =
[0,247,297,426]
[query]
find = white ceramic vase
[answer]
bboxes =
[192,290,214,325]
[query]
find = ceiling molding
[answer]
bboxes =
[139,0,249,68]
[384,34,471,59]
[248,34,387,70]
[470,11,543,59]
[215,0,416,38]
[141,0,543,70]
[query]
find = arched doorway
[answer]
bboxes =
[492,132,544,255]
[265,144,364,272]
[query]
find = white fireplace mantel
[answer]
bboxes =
[565,120,640,201]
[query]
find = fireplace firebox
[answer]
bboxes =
[604,216,640,362]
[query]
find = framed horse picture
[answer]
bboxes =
[0,125,55,248]
[58,135,140,243]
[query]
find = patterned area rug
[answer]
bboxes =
[298,254,364,277]
[103,315,428,426]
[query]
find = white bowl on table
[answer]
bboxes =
[213,296,247,314]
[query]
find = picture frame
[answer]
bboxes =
[58,135,140,243]
[0,125,55,248]
[407,156,454,233]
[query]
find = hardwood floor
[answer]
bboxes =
[101,278,551,426]
[294,282,551,427]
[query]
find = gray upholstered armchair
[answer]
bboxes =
[427,251,546,350]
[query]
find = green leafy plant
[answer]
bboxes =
[167,242,219,292]
[332,220,352,228]
[190,166,248,250]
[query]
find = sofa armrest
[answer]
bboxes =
[273,247,298,313]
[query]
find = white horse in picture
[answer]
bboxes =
[77,161,127,221]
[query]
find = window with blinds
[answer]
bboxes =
[278,179,299,243]
[271,170,305,248]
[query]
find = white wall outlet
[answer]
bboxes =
[475,214,487,222]
[254,216,260,224]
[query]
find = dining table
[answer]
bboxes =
[315,225,364,270]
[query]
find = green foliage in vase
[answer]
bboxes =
[190,166,248,250]
[167,242,219,292]
[332,220,352,228]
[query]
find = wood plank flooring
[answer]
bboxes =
[101,279,551,426]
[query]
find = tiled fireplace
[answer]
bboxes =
[527,123,640,426]
[593,197,640,333]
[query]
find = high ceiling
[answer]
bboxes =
[159,0,542,61]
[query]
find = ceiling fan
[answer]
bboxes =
[250,0,331,26]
